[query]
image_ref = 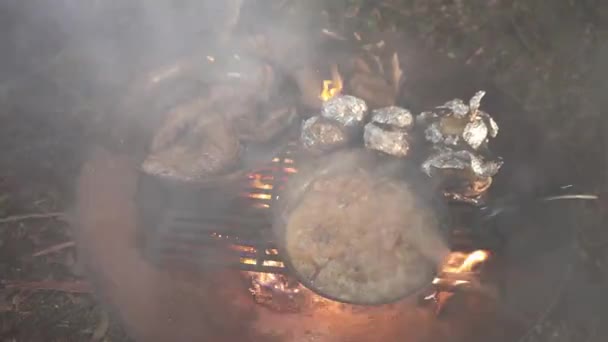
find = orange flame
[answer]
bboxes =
[247,272,301,294]
[457,250,489,273]
[250,174,273,190]
[440,250,490,274]
[319,64,343,101]
[247,193,272,200]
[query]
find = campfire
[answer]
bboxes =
[137,48,504,316]
[74,22,602,340]
[236,150,494,312]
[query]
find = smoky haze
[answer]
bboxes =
[2,1,608,341]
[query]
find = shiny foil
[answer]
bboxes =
[370,106,414,129]
[363,123,410,157]
[301,116,348,153]
[321,95,369,128]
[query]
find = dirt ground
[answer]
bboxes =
[1,0,608,341]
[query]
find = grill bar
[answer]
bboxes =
[140,144,297,274]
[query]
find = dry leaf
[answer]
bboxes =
[353,57,372,74]
[391,53,403,96]
[371,55,384,76]
[92,310,110,341]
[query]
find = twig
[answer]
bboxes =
[321,29,347,41]
[219,0,244,43]
[540,194,599,201]
[32,241,76,258]
[2,280,92,294]
[0,212,66,225]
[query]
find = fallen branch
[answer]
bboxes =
[0,212,67,225]
[32,241,76,257]
[2,280,92,294]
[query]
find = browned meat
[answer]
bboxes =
[142,98,241,181]
[276,151,447,305]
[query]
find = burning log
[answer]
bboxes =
[274,150,448,305]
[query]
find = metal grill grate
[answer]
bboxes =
[138,145,297,274]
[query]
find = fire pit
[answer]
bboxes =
[75,33,586,342]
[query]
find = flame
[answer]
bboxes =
[440,250,490,274]
[424,250,491,314]
[457,250,489,273]
[247,272,301,295]
[252,203,271,209]
[319,64,343,101]
[241,258,257,265]
[231,245,256,253]
[247,193,272,200]
[238,154,326,311]
[250,174,273,190]
[262,260,285,268]
[430,249,491,292]
[239,150,494,314]
[244,157,298,205]
[265,248,279,255]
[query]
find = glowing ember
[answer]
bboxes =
[240,257,257,265]
[432,250,490,287]
[247,272,300,294]
[240,153,492,313]
[262,260,285,268]
[423,250,492,314]
[319,64,343,101]
[231,245,256,253]
[439,250,490,275]
[265,248,279,255]
[247,193,272,200]
[249,173,273,190]
[251,202,270,209]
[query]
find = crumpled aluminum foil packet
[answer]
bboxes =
[321,95,369,128]
[363,106,414,157]
[421,147,503,178]
[300,116,349,154]
[418,91,503,205]
[370,106,414,129]
[417,91,498,151]
[364,122,410,157]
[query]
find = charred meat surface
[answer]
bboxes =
[138,53,298,181]
[142,98,241,181]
